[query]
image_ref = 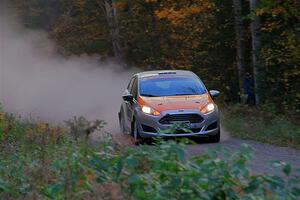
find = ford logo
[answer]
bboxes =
[178,110,184,112]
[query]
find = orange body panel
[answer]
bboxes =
[137,93,212,112]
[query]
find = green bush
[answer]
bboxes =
[89,141,300,200]
[0,110,299,199]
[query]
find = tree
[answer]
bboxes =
[153,0,217,69]
[97,0,123,63]
[233,0,246,98]
[10,0,299,113]
[258,0,300,112]
[250,0,262,105]
[50,0,111,56]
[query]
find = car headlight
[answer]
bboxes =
[141,106,160,116]
[200,103,215,114]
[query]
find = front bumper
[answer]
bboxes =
[135,107,220,138]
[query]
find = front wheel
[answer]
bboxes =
[209,130,220,143]
[132,120,142,145]
[119,112,126,134]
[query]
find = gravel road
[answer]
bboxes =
[186,127,300,176]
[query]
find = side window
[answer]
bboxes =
[131,78,138,99]
[127,77,135,91]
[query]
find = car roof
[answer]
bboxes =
[135,70,198,79]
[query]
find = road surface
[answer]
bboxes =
[186,127,300,176]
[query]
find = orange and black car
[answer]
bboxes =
[119,70,220,143]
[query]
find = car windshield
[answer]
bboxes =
[139,76,206,97]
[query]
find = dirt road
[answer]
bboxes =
[186,127,300,176]
[113,127,300,176]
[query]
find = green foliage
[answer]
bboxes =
[10,0,64,30]
[258,0,300,113]
[161,122,193,134]
[1,111,299,199]
[65,116,106,140]
[118,0,238,102]
[222,104,300,149]
[11,0,239,102]
[12,0,111,55]
[0,111,112,199]
[91,141,300,199]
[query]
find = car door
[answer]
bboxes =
[123,76,137,131]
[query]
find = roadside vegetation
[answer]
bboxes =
[222,105,300,149]
[1,107,300,199]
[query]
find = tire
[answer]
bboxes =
[209,130,220,143]
[119,117,125,134]
[119,113,125,134]
[132,119,142,145]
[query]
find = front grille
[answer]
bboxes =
[159,114,203,124]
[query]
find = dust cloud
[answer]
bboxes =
[0,4,136,132]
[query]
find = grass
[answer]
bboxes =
[222,104,300,149]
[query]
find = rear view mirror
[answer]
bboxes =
[122,94,134,102]
[209,90,220,99]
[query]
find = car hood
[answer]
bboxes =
[137,93,212,112]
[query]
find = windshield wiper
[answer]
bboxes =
[141,94,158,97]
[175,93,196,96]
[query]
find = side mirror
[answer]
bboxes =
[122,94,134,102]
[209,90,220,99]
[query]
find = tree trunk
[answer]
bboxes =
[98,0,122,63]
[250,0,262,105]
[233,0,246,99]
